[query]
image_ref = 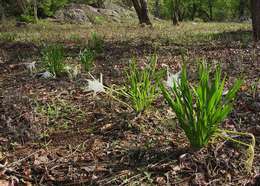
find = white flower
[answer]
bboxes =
[222,89,229,96]
[165,66,181,88]
[40,71,54,79]
[86,73,105,94]
[25,61,36,74]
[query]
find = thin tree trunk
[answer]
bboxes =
[172,12,178,25]
[239,0,245,20]
[251,0,260,41]
[154,0,160,18]
[191,1,197,20]
[172,0,179,25]
[0,3,5,23]
[33,0,38,23]
[132,0,152,25]
[208,0,213,21]
[17,0,27,14]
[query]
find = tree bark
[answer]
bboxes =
[251,0,260,41]
[239,0,246,20]
[172,0,179,25]
[0,3,5,23]
[132,0,152,25]
[154,0,160,18]
[208,0,213,21]
[33,0,38,22]
[172,11,179,25]
[191,2,197,20]
[17,0,27,14]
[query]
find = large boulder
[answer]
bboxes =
[57,8,90,24]
[103,2,137,19]
[54,3,136,24]
[97,8,121,22]
[54,4,100,25]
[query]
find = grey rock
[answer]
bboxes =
[54,3,137,24]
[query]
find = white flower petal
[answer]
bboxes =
[25,61,36,73]
[166,70,181,88]
[40,71,54,79]
[86,73,105,94]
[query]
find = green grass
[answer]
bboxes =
[42,44,65,77]
[35,99,85,126]
[0,32,17,42]
[125,54,163,113]
[68,34,81,42]
[79,49,95,72]
[88,32,104,53]
[0,21,251,46]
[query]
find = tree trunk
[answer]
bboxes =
[172,11,179,25]
[191,2,197,20]
[33,0,38,23]
[251,0,260,41]
[239,0,246,20]
[132,0,152,25]
[172,0,179,25]
[154,0,160,18]
[208,0,213,21]
[0,3,5,23]
[17,0,27,14]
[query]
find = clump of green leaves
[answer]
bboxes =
[42,44,65,77]
[161,60,243,148]
[126,54,162,113]
[79,49,95,72]
[88,32,104,53]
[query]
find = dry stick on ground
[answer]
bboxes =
[5,140,50,163]
[0,141,52,180]
[7,149,43,168]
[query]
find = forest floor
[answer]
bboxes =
[0,20,259,185]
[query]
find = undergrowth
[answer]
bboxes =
[79,49,95,72]
[160,60,243,148]
[42,44,65,77]
[88,32,104,54]
[125,54,163,113]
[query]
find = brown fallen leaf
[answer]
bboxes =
[248,126,260,136]
[100,123,113,131]
[0,180,10,186]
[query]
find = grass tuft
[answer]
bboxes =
[88,32,104,54]
[126,54,163,113]
[160,60,243,148]
[79,49,95,72]
[42,44,65,77]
